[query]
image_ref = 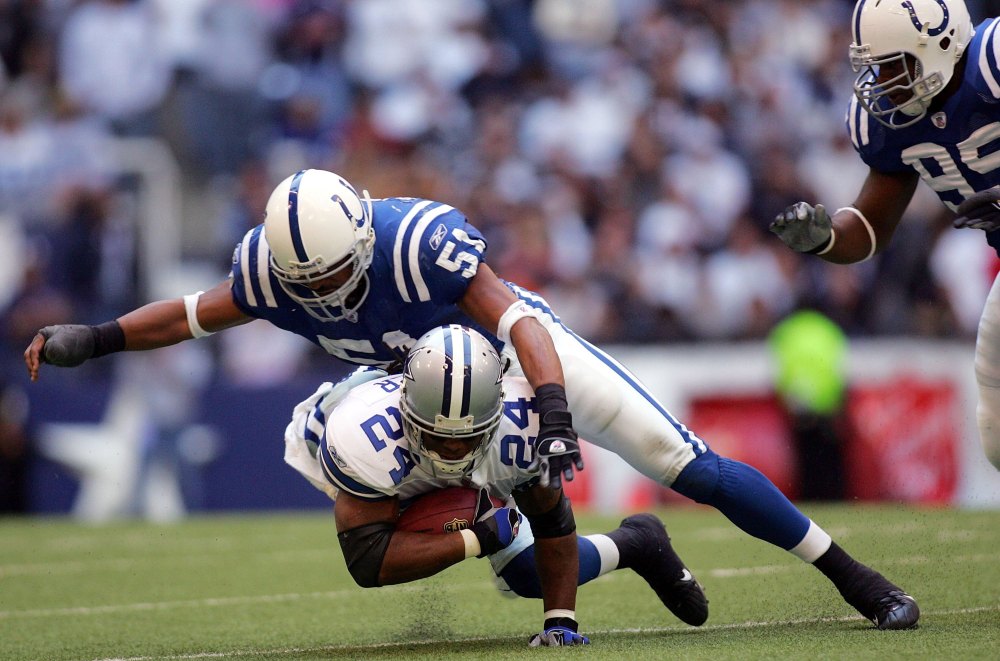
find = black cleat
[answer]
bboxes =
[839,568,920,630]
[611,513,709,626]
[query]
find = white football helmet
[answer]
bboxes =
[850,0,973,128]
[400,325,505,479]
[263,169,375,322]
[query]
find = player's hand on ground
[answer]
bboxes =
[24,325,95,381]
[528,619,590,647]
[530,409,584,490]
[770,202,832,252]
[954,187,1000,232]
[470,501,521,557]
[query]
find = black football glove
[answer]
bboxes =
[37,322,125,366]
[770,202,833,253]
[38,325,98,367]
[531,410,583,490]
[954,187,1000,232]
[529,384,584,490]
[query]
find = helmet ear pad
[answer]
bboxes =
[263,169,375,321]
[849,0,974,128]
[400,325,506,478]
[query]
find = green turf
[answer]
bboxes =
[1,505,997,660]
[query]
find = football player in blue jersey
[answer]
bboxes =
[285,324,709,646]
[26,168,918,629]
[771,0,1000,474]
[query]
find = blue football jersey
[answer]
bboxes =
[230,197,502,366]
[848,18,1000,213]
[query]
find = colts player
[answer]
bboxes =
[27,167,917,628]
[285,325,708,646]
[771,0,1000,473]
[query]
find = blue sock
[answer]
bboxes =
[499,536,604,599]
[672,450,810,550]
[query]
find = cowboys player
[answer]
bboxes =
[770,0,1000,473]
[286,325,708,646]
[26,168,917,628]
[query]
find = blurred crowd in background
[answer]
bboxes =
[3,0,999,515]
[4,0,1000,351]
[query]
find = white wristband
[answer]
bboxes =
[460,528,481,559]
[544,609,576,621]
[496,300,535,345]
[816,228,836,256]
[835,206,878,262]
[183,291,214,339]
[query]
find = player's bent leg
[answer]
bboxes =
[975,274,1000,470]
[606,513,708,626]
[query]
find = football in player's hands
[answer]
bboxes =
[396,487,503,534]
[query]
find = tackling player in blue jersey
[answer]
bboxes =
[770,0,1000,474]
[284,325,708,646]
[26,168,918,629]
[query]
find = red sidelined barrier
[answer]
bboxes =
[845,376,959,504]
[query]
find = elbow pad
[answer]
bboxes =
[337,521,394,588]
[525,490,576,539]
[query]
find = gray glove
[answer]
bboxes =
[954,187,1000,232]
[770,202,832,253]
[39,325,97,367]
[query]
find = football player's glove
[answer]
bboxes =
[38,322,125,366]
[770,202,833,253]
[954,187,1000,232]
[530,384,584,490]
[528,618,590,647]
[470,497,521,558]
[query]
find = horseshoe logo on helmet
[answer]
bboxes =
[901,0,949,37]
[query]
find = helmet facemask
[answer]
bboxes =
[851,49,942,127]
[269,225,374,323]
[849,0,973,129]
[399,325,506,480]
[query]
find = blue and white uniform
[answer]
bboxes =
[848,18,1000,249]
[234,196,707,486]
[848,17,1000,469]
[263,195,826,561]
[285,371,542,575]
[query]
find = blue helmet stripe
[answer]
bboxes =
[853,0,866,43]
[441,326,454,417]
[460,326,472,418]
[287,169,309,262]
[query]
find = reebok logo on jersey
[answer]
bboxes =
[429,223,447,249]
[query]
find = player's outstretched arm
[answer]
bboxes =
[515,484,588,646]
[459,264,583,488]
[770,168,918,265]
[24,280,250,381]
[334,490,520,587]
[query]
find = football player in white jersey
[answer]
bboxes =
[285,325,708,646]
[771,0,1000,473]
[27,168,917,628]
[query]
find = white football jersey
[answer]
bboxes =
[315,374,541,503]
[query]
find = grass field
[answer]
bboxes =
[1,504,998,661]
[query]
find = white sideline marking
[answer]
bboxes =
[85,605,1000,661]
